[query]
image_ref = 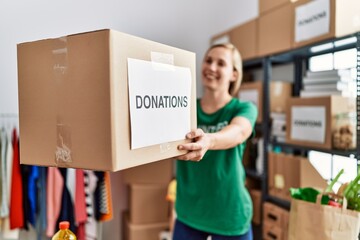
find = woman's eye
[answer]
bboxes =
[206,58,212,64]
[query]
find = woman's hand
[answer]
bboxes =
[177,129,212,162]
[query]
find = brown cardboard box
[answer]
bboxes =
[282,209,290,240]
[229,19,258,61]
[293,0,360,48]
[263,202,284,227]
[250,189,262,225]
[122,159,174,184]
[284,155,327,201]
[286,96,355,149]
[258,3,294,56]
[239,81,292,123]
[17,29,197,171]
[269,152,328,201]
[239,81,263,123]
[259,0,290,15]
[263,222,283,240]
[129,184,169,224]
[124,213,168,240]
[270,82,292,113]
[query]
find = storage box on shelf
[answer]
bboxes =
[268,152,328,202]
[123,212,169,240]
[285,96,355,150]
[238,81,292,123]
[293,0,360,48]
[250,189,262,225]
[263,202,290,240]
[128,184,169,224]
[258,3,294,56]
[17,29,196,171]
[259,0,290,15]
[210,20,258,61]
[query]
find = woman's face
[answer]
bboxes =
[201,46,236,93]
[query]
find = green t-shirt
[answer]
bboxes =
[176,98,258,236]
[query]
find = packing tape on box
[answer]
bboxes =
[151,51,175,154]
[52,37,73,166]
[150,51,175,71]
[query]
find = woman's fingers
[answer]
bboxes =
[186,129,205,140]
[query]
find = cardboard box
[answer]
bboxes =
[286,96,355,149]
[263,222,283,240]
[268,152,328,201]
[258,3,294,56]
[229,19,258,61]
[124,213,168,240]
[238,81,292,123]
[263,202,284,228]
[122,159,174,185]
[17,29,197,171]
[250,189,262,225]
[259,0,290,15]
[129,184,169,224]
[293,0,360,48]
[284,155,327,201]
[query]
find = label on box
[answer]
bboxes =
[291,106,326,143]
[274,174,285,189]
[295,0,330,42]
[127,58,192,149]
[238,89,259,109]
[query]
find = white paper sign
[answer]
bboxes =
[291,106,326,143]
[127,58,192,149]
[238,89,259,108]
[295,0,330,42]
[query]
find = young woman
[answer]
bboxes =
[174,43,257,240]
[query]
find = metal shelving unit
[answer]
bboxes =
[244,31,360,213]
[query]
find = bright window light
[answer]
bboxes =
[332,155,357,183]
[308,151,332,180]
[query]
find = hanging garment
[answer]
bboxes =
[27,166,39,226]
[84,170,98,240]
[2,128,19,239]
[9,130,24,229]
[56,168,76,233]
[46,167,64,237]
[0,128,9,218]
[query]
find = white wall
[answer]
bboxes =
[0,1,258,239]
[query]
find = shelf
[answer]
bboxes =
[245,168,264,180]
[266,195,291,211]
[271,141,357,158]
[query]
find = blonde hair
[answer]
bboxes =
[206,43,243,96]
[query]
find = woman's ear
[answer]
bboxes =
[231,70,238,82]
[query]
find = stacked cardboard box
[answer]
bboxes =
[122,160,173,240]
[263,202,289,240]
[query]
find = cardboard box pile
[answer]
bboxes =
[17,29,196,171]
[122,160,173,240]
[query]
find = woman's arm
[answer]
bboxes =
[177,116,253,161]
